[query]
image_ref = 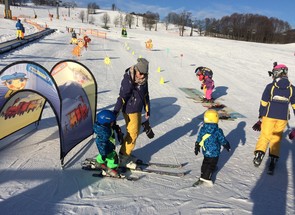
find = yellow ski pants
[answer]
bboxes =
[119,112,142,156]
[255,117,287,157]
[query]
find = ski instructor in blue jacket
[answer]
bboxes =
[113,58,150,170]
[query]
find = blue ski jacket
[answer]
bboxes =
[259,77,295,120]
[93,123,115,157]
[196,123,229,158]
[16,20,23,30]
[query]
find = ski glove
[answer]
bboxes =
[113,124,124,144]
[194,142,200,155]
[142,120,155,139]
[223,142,231,152]
[289,128,295,140]
[252,120,262,131]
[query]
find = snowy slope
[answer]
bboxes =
[0,5,295,215]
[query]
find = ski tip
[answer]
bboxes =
[181,162,189,167]
[182,170,192,176]
[185,170,192,175]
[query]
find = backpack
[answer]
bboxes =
[203,67,213,78]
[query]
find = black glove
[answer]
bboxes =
[223,142,231,152]
[113,124,124,144]
[252,120,262,131]
[142,120,155,139]
[194,142,200,155]
[289,128,295,140]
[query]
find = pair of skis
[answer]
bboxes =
[81,158,190,181]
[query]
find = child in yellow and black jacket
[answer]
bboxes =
[253,63,295,173]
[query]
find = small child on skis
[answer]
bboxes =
[92,110,123,177]
[194,109,231,186]
[195,67,214,102]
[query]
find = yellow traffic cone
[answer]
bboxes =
[157,67,161,72]
[160,77,165,84]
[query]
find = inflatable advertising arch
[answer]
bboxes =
[0,60,97,166]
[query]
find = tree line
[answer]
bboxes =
[2,1,294,44]
[163,11,294,44]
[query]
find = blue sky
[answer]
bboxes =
[78,0,295,28]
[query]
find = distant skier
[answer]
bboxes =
[195,67,214,102]
[92,110,124,177]
[15,19,24,40]
[70,30,77,44]
[252,62,295,174]
[83,35,91,50]
[194,109,231,186]
[121,27,127,37]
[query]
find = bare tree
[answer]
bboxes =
[195,19,205,36]
[136,15,139,27]
[79,10,85,23]
[88,15,95,25]
[87,2,99,14]
[111,3,116,11]
[163,16,170,30]
[154,13,159,31]
[178,11,191,36]
[125,14,134,29]
[143,11,157,31]
[118,12,124,27]
[113,15,120,27]
[101,13,111,29]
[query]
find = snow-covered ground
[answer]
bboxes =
[0,5,295,215]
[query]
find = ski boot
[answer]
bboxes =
[82,158,104,170]
[193,177,213,187]
[253,150,265,167]
[119,153,143,170]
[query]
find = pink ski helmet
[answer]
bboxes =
[272,64,288,78]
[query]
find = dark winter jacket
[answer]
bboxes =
[93,123,115,157]
[16,20,23,30]
[114,67,150,115]
[20,25,25,33]
[259,77,295,120]
[72,32,77,38]
[196,123,229,158]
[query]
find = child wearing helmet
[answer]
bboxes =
[252,62,295,173]
[195,67,214,102]
[93,110,123,177]
[194,109,231,186]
